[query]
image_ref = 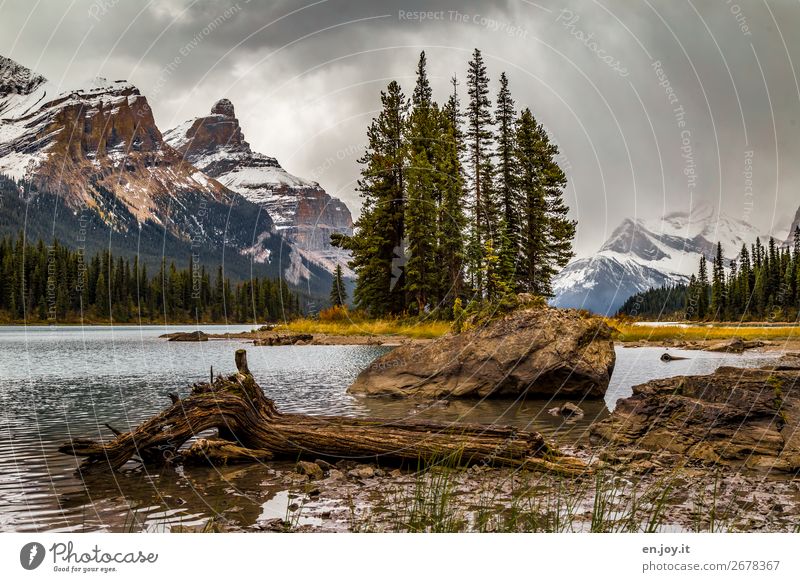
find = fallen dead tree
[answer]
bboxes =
[60,350,587,476]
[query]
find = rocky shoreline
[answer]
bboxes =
[169,447,800,533]
[160,329,426,346]
[152,310,800,533]
[163,356,800,533]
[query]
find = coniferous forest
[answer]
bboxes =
[333,49,576,317]
[0,232,300,324]
[619,228,800,322]
[0,49,576,325]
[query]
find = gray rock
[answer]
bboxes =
[254,333,313,346]
[704,337,764,353]
[326,469,345,481]
[314,458,335,471]
[705,338,746,353]
[296,460,324,480]
[347,465,375,479]
[591,364,800,472]
[559,402,585,417]
[348,306,615,399]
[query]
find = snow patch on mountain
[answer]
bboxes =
[552,204,762,315]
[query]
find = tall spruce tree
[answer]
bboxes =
[335,81,408,316]
[465,48,494,297]
[435,78,468,311]
[479,156,505,301]
[515,108,548,295]
[494,72,518,290]
[710,242,726,319]
[697,255,709,319]
[538,122,576,293]
[404,52,439,313]
[514,108,575,296]
[738,244,752,317]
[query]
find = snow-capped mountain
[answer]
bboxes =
[784,207,800,247]
[552,204,762,315]
[164,99,353,276]
[0,55,334,294]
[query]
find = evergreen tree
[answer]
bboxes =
[335,81,409,315]
[710,242,725,320]
[435,78,468,312]
[329,264,347,307]
[515,108,548,295]
[697,255,709,319]
[617,284,689,319]
[513,108,575,296]
[738,244,752,317]
[95,271,109,318]
[404,52,439,313]
[727,257,738,320]
[494,72,518,289]
[465,48,494,296]
[538,122,576,292]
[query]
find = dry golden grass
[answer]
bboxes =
[611,321,800,343]
[278,318,452,339]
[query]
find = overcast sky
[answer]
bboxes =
[2,0,799,257]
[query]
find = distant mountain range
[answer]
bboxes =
[552,203,778,315]
[0,54,353,301]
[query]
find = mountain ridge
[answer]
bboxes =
[552,204,765,314]
[0,54,338,299]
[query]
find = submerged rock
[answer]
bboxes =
[549,402,585,418]
[166,331,209,342]
[591,360,800,472]
[348,306,616,399]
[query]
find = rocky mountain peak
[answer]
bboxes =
[0,55,47,96]
[165,99,354,276]
[211,98,236,118]
[553,204,764,314]
[784,206,800,246]
[164,98,251,162]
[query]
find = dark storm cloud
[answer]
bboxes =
[2,0,799,256]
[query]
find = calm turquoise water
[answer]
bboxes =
[0,326,782,531]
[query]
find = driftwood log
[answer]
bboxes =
[59,350,587,475]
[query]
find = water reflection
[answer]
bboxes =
[0,326,782,531]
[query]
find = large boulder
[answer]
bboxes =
[591,357,800,472]
[348,306,616,399]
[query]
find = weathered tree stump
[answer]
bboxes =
[660,352,688,362]
[59,350,587,476]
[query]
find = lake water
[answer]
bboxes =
[0,326,782,532]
